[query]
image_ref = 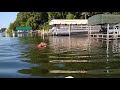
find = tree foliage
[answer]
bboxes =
[66,12,75,19]
[8,12,48,31]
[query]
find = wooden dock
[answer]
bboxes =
[89,34,120,39]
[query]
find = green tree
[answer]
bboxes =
[47,12,64,20]
[66,12,75,19]
[8,12,48,31]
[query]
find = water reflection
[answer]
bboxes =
[17,34,120,78]
[0,33,41,78]
[1,32,120,78]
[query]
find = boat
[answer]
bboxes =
[49,19,101,36]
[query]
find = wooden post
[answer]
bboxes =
[90,25,91,35]
[88,25,89,35]
[69,35,71,50]
[52,27,54,36]
[43,28,44,36]
[88,31,91,54]
[113,26,115,39]
[55,26,57,35]
[107,24,109,40]
[41,30,42,36]
[118,27,120,35]
[106,24,109,62]
[106,35,109,62]
[56,31,57,35]
[117,28,119,38]
[42,28,44,40]
[69,24,71,36]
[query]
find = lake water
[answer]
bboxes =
[0,32,120,78]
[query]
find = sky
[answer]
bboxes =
[0,12,18,29]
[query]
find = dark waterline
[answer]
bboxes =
[0,33,120,78]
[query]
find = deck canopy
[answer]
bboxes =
[88,14,120,25]
[49,19,88,25]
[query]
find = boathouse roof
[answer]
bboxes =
[88,14,120,25]
[16,27,32,31]
[49,19,88,25]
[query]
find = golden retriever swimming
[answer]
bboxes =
[28,42,47,49]
[37,42,47,48]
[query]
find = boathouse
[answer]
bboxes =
[49,19,101,36]
[88,14,120,39]
[16,27,32,33]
